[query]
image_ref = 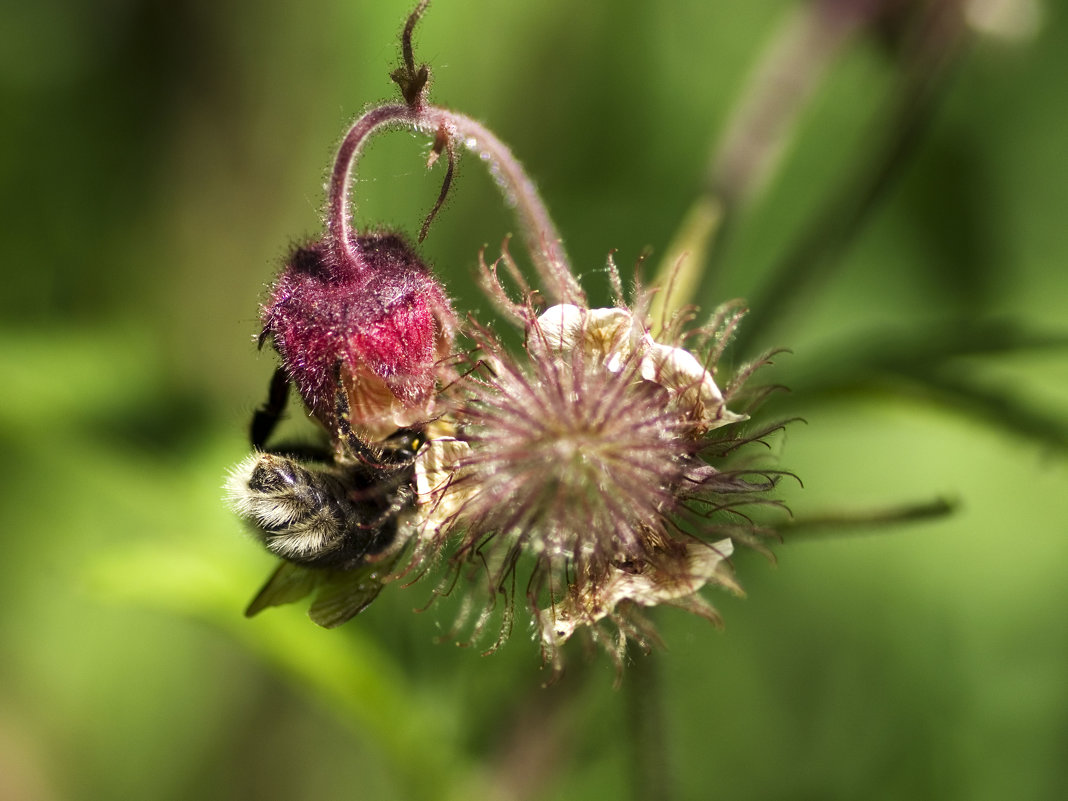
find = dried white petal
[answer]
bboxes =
[539,538,736,648]
[412,428,474,539]
[533,304,746,430]
[637,336,747,429]
[534,303,632,356]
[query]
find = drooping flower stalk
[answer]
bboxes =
[325,102,585,307]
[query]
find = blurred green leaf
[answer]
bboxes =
[86,543,490,801]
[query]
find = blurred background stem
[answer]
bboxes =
[625,650,673,801]
[734,1,969,353]
[655,0,970,345]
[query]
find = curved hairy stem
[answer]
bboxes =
[326,102,417,266]
[327,101,583,305]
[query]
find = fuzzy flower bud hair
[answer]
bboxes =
[262,233,455,440]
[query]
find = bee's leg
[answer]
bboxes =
[251,367,290,450]
[332,377,379,462]
[330,378,419,518]
[330,379,423,463]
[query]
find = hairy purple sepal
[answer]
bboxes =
[262,233,455,439]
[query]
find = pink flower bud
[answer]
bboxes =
[262,232,455,440]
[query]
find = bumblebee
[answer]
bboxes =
[226,367,422,627]
[226,450,408,569]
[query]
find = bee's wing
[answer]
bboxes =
[307,562,393,628]
[245,561,318,617]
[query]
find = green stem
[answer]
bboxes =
[625,650,673,801]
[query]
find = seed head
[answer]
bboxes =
[409,290,779,673]
[454,332,693,558]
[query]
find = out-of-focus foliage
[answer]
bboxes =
[1,1,1066,799]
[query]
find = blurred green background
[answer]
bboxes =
[2,0,1066,799]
